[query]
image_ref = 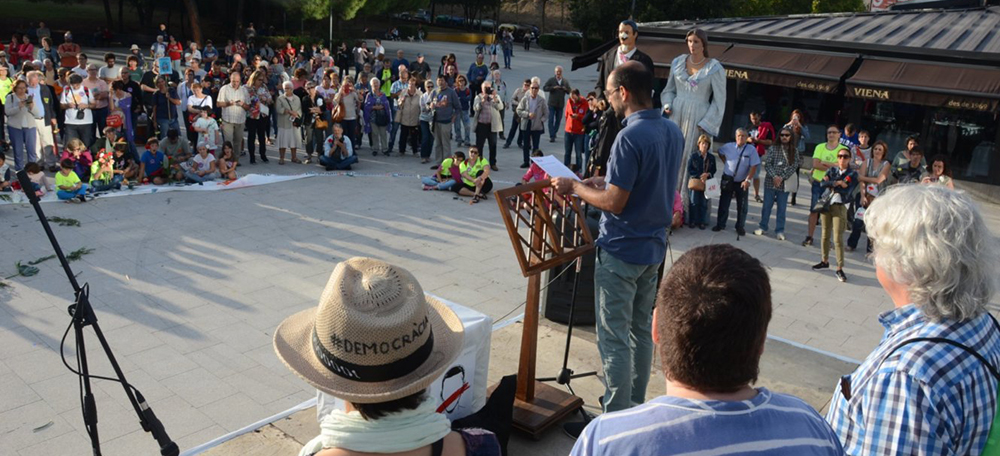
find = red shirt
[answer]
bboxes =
[167,42,183,61]
[564,97,587,135]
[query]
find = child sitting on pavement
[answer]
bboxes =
[112,138,138,184]
[61,138,93,182]
[216,141,238,181]
[138,137,168,185]
[56,158,88,202]
[0,152,11,192]
[184,139,220,183]
[89,148,120,192]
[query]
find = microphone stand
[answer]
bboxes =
[542,158,600,436]
[15,170,179,456]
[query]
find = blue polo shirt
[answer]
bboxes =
[598,108,683,265]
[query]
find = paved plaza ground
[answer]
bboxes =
[2,40,999,455]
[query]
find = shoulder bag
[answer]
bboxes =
[688,154,708,191]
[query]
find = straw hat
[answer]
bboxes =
[274,257,464,404]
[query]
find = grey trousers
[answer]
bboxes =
[433,121,451,162]
[221,121,245,162]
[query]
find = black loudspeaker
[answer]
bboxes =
[544,214,600,326]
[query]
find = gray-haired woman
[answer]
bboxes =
[826,185,1000,455]
[276,80,302,164]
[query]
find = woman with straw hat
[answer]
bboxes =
[274,257,501,456]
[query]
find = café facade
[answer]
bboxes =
[573,6,1000,198]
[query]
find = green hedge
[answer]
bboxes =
[538,34,602,53]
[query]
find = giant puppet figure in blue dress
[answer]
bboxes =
[661,29,726,209]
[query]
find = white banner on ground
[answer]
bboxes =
[0,172,519,206]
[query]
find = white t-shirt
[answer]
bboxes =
[98,65,120,81]
[186,50,202,64]
[190,153,215,173]
[61,86,93,125]
[187,94,213,111]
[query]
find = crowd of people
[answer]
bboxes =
[681,112,958,283]
[0,22,564,203]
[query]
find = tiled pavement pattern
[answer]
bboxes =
[2,40,999,454]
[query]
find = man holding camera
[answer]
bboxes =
[712,128,759,236]
[473,81,504,171]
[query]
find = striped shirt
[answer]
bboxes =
[826,304,1000,455]
[570,387,843,456]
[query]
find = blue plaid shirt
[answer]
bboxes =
[826,304,1000,455]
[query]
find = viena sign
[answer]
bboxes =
[852,87,890,100]
[726,69,749,80]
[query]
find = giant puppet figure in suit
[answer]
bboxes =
[589,20,655,177]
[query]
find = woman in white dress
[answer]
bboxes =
[661,29,726,209]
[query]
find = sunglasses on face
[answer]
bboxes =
[779,133,792,138]
[530,86,539,90]
[838,154,851,159]
[827,131,839,135]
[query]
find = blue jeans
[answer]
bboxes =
[715,180,749,231]
[547,105,563,141]
[156,118,179,139]
[847,217,872,252]
[420,120,433,159]
[320,153,358,170]
[503,48,512,68]
[594,248,660,413]
[57,183,88,200]
[7,126,37,170]
[758,187,789,234]
[522,129,541,165]
[688,189,708,226]
[809,181,825,211]
[341,118,359,151]
[91,175,123,192]
[563,132,586,169]
[452,110,470,144]
[421,176,456,190]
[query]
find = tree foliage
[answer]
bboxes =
[297,0,370,21]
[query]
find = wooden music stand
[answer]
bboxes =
[492,180,594,439]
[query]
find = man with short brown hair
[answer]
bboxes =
[570,244,844,455]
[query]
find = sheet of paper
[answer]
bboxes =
[531,155,581,181]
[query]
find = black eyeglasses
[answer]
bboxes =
[779,133,792,138]
[837,154,851,159]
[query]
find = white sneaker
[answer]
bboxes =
[753,229,765,236]
[777,233,786,241]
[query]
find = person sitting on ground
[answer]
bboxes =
[521,149,548,185]
[826,185,1000,455]
[56,158,88,202]
[571,244,844,456]
[273,257,501,456]
[61,138,93,182]
[159,129,192,181]
[216,141,238,181]
[922,154,954,190]
[0,152,11,191]
[452,146,493,204]
[111,138,138,184]
[423,151,464,191]
[184,140,220,183]
[89,148,120,192]
[320,123,358,171]
[138,137,168,185]
[22,162,49,197]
